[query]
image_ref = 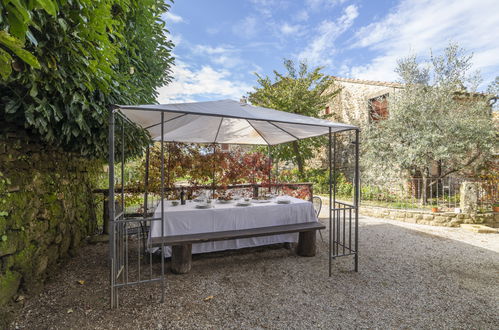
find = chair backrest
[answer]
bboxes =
[312,196,322,217]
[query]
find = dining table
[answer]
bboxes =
[149,195,318,257]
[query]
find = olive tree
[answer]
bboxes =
[362,43,497,204]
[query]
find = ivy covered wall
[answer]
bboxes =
[0,125,101,323]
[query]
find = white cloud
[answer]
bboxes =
[156,61,252,103]
[164,12,184,24]
[280,23,301,35]
[232,16,259,39]
[306,0,349,10]
[250,63,264,76]
[169,33,183,47]
[294,10,309,22]
[193,45,244,69]
[249,0,289,18]
[194,45,234,55]
[347,0,499,86]
[206,27,219,35]
[212,55,244,69]
[298,5,358,66]
[349,54,400,82]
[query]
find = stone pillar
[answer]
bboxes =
[460,182,479,213]
[296,231,317,257]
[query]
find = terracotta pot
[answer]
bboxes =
[431,207,439,213]
[493,206,499,213]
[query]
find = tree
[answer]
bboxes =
[0,0,175,158]
[248,59,339,177]
[362,43,497,204]
[132,143,271,194]
[0,1,59,78]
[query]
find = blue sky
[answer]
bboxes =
[157,0,499,103]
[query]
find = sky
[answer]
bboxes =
[157,0,499,103]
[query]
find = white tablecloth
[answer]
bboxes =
[149,196,318,257]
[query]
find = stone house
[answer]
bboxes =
[309,77,405,172]
[324,77,403,126]
[318,77,497,204]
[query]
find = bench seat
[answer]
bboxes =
[151,221,325,274]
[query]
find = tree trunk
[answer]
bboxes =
[292,141,304,176]
[421,170,428,205]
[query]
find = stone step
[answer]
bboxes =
[460,224,497,234]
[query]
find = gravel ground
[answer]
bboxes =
[10,215,499,329]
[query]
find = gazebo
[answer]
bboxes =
[109,99,360,308]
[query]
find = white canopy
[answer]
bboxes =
[117,99,357,145]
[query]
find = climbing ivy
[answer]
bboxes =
[0,0,175,158]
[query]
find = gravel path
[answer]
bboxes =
[11,216,499,329]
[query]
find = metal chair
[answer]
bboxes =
[312,196,324,242]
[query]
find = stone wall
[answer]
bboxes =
[320,197,498,228]
[0,126,101,324]
[360,205,499,228]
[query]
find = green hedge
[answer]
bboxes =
[1,0,174,159]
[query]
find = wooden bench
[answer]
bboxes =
[151,221,325,274]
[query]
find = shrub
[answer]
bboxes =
[1,0,175,158]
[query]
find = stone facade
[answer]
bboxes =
[307,77,404,169]
[325,77,403,126]
[315,79,499,227]
[0,126,100,325]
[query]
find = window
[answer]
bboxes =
[368,94,388,121]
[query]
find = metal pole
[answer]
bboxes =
[333,133,338,258]
[160,112,165,302]
[212,144,216,199]
[121,118,125,292]
[268,145,272,193]
[328,128,332,277]
[143,146,150,217]
[121,116,128,287]
[354,129,360,272]
[121,122,125,217]
[140,145,150,263]
[275,157,279,195]
[108,107,115,308]
[167,142,172,197]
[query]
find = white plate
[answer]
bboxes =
[277,200,291,204]
[236,202,251,207]
[217,199,233,204]
[251,199,271,203]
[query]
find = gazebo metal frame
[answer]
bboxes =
[108,102,360,308]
